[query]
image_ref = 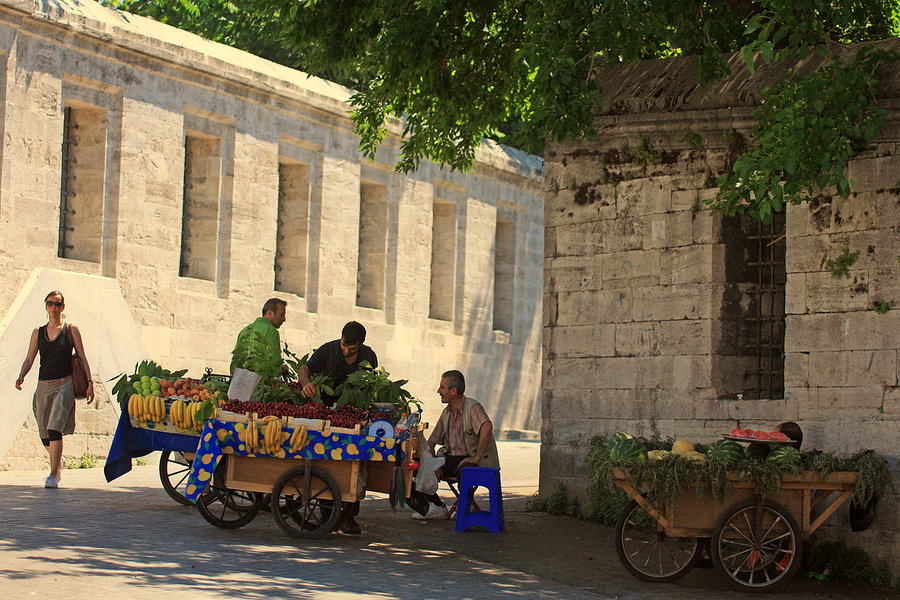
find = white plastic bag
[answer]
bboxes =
[415,449,445,496]
[228,368,261,401]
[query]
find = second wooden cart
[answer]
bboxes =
[612,467,859,592]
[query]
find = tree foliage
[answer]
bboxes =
[713,46,894,221]
[105,0,900,215]
[101,0,366,88]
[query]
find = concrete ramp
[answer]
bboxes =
[0,268,147,458]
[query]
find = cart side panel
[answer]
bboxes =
[225,455,360,501]
[664,488,804,537]
[366,461,393,494]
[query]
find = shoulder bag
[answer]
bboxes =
[66,324,89,399]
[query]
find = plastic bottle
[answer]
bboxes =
[395,412,409,435]
[405,409,422,429]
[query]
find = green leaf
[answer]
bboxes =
[772,184,784,211]
[743,15,763,35]
[837,178,851,197]
[784,157,796,175]
[740,45,755,74]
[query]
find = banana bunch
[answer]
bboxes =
[237,416,291,454]
[170,399,203,432]
[128,394,165,422]
[289,424,308,454]
[260,415,290,454]
[243,420,259,453]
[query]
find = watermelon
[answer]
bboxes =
[767,445,801,467]
[608,431,633,448]
[747,443,768,461]
[706,439,745,463]
[609,437,647,463]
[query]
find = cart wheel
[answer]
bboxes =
[271,465,342,539]
[159,450,193,506]
[196,484,265,529]
[615,499,701,582]
[711,499,802,592]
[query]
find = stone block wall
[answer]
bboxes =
[0,0,543,470]
[543,45,900,569]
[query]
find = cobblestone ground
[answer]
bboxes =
[5,442,899,600]
[0,465,605,600]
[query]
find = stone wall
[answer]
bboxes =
[0,0,543,470]
[542,43,900,568]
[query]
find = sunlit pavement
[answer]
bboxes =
[3,441,896,600]
[0,441,606,599]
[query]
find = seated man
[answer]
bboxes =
[416,369,500,519]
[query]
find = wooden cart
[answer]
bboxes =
[612,467,859,592]
[193,422,427,539]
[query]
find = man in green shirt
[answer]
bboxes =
[230,298,287,380]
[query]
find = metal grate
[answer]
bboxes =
[58,107,76,258]
[743,214,786,400]
[179,141,193,277]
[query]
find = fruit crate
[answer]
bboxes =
[129,395,205,436]
[216,408,363,435]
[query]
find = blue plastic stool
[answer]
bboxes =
[454,467,505,533]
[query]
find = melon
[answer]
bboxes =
[672,439,695,455]
[767,445,801,467]
[647,449,670,461]
[684,450,707,462]
[608,431,633,448]
[609,437,647,463]
[747,442,768,461]
[706,439,745,463]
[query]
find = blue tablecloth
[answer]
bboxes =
[104,408,200,482]
[184,418,403,502]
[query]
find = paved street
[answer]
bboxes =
[4,442,899,599]
[0,442,603,600]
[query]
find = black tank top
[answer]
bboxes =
[38,323,74,380]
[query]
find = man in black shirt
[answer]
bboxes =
[298,321,377,406]
[297,321,376,534]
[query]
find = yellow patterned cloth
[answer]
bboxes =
[184,419,401,502]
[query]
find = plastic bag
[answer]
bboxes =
[228,368,261,401]
[415,449,445,496]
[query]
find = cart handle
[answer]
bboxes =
[615,478,669,530]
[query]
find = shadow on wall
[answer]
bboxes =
[458,219,543,438]
[0,268,147,459]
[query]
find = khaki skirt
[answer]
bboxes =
[33,377,76,439]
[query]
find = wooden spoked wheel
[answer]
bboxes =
[271,465,342,539]
[711,499,801,592]
[615,499,702,582]
[159,450,193,506]
[196,483,265,529]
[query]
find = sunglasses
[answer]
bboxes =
[46,300,63,307]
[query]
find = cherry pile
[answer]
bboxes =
[329,405,373,429]
[220,400,305,417]
[294,401,332,420]
[220,399,383,429]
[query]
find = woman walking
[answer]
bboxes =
[14,291,93,488]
